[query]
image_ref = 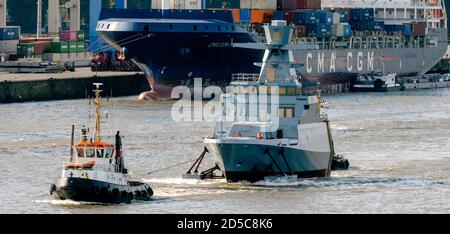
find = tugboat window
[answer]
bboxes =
[77,148,85,158]
[105,149,113,158]
[96,149,104,158]
[86,149,95,158]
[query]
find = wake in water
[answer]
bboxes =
[34,199,105,206]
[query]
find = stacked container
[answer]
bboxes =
[278,0,321,10]
[58,30,86,54]
[332,24,352,39]
[152,0,202,9]
[16,41,51,59]
[349,8,385,33]
[385,24,413,37]
[0,26,21,54]
[350,8,375,22]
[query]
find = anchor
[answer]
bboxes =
[182,148,225,180]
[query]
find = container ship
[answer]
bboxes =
[97,0,448,99]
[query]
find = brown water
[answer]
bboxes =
[0,89,449,214]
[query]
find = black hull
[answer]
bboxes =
[51,177,153,204]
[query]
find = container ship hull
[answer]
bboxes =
[97,9,448,98]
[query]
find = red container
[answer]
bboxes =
[59,31,78,42]
[412,23,426,36]
[280,0,297,10]
[295,25,306,37]
[280,0,321,10]
[33,41,51,54]
[296,0,321,9]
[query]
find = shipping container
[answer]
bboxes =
[336,10,350,22]
[332,23,351,38]
[77,41,86,53]
[231,9,241,22]
[206,0,240,9]
[0,26,21,41]
[295,25,306,37]
[293,11,318,24]
[412,23,426,36]
[332,13,340,24]
[275,10,294,23]
[306,23,331,38]
[352,21,384,31]
[240,9,251,21]
[317,11,333,24]
[69,42,77,53]
[250,9,274,23]
[33,41,51,54]
[350,8,375,22]
[0,40,19,53]
[19,37,54,44]
[50,41,69,53]
[17,44,35,57]
[77,30,85,41]
[151,0,203,9]
[279,0,296,10]
[385,24,412,36]
[403,24,412,37]
[243,0,276,9]
[171,0,202,9]
[274,10,284,20]
[278,0,321,10]
[59,31,78,42]
[297,0,321,9]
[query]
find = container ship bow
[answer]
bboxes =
[97,0,448,99]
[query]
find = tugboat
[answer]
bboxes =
[50,83,153,203]
[352,72,400,92]
[198,20,344,183]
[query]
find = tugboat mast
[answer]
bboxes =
[93,83,103,142]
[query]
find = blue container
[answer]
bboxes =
[317,11,333,24]
[403,24,412,36]
[337,10,350,22]
[0,26,20,40]
[350,8,374,22]
[385,24,412,36]
[351,21,383,31]
[294,11,319,24]
[343,24,352,38]
[370,21,384,31]
[306,23,331,38]
[240,9,251,21]
[274,10,284,20]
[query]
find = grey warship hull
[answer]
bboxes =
[204,141,332,183]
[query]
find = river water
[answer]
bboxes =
[0,89,449,214]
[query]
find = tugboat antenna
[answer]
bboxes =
[93,83,103,142]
